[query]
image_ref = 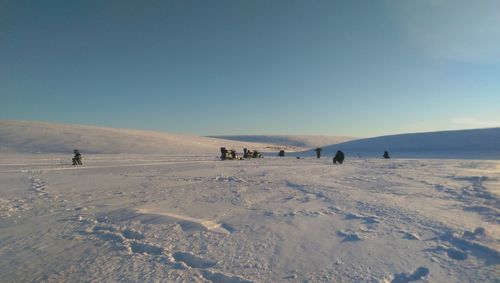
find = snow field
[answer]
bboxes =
[0,155,499,282]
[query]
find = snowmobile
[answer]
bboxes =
[72,149,83,165]
[220,147,241,160]
[243,148,262,159]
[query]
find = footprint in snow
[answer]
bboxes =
[402,231,420,240]
[391,266,429,283]
[130,241,164,255]
[446,248,468,261]
[345,212,381,224]
[172,252,216,268]
[201,270,253,283]
[122,229,145,240]
[336,230,365,242]
[169,252,253,282]
[423,245,468,261]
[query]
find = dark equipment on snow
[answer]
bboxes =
[333,150,345,164]
[278,150,285,157]
[383,151,390,159]
[243,148,262,159]
[72,149,82,165]
[220,147,240,160]
[315,147,322,159]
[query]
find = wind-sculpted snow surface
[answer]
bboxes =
[0,154,499,282]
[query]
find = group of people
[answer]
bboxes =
[73,148,390,165]
[315,147,344,164]
[219,147,390,164]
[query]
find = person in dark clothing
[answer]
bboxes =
[315,147,322,159]
[383,151,390,159]
[278,150,285,157]
[333,150,345,164]
[220,147,228,160]
[72,149,82,165]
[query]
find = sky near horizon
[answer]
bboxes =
[1,0,499,137]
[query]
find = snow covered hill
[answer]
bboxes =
[208,135,357,148]
[3,121,498,159]
[314,128,500,159]
[0,121,290,155]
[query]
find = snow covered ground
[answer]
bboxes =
[316,128,500,160]
[1,154,499,282]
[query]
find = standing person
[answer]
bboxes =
[315,147,322,159]
[383,151,390,159]
[220,147,228,160]
[72,149,82,165]
[333,150,345,164]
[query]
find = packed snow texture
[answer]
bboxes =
[0,154,499,282]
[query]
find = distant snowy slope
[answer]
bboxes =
[209,135,357,148]
[316,128,500,159]
[0,121,285,155]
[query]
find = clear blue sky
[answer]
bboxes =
[1,0,499,137]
